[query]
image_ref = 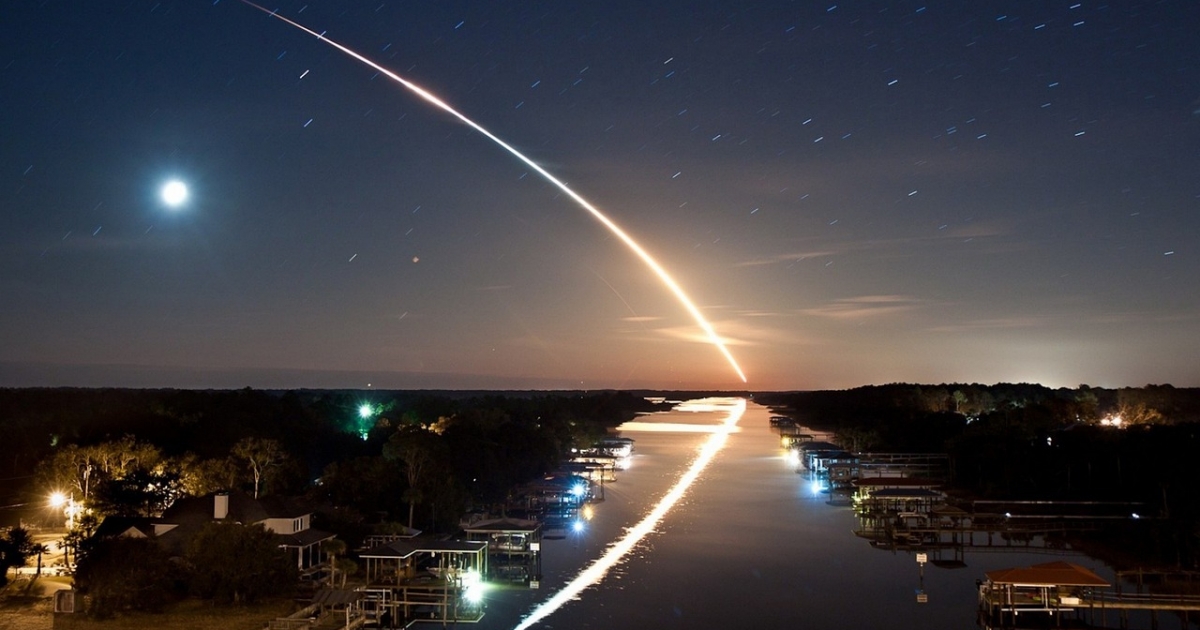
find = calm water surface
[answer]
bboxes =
[472,398,1113,630]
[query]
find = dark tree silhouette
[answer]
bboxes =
[185,522,297,603]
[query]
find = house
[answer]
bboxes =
[96,491,335,575]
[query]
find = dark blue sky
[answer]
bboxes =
[3,1,1198,390]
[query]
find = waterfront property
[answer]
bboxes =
[792,441,849,472]
[511,473,592,524]
[463,517,543,586]
[94,490,336,577]
[978,561,1110,626]
[357,537,489,626]
[852,477,945,514]
[978,561,1200,629]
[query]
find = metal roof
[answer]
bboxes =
[985,562,1110,587]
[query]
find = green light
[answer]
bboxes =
[358,404,373,419]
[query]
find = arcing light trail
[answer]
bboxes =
[239,0,747,383]
[513,397,747,630]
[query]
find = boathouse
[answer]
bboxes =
[356,538,489,626]
[978,561,1109,624]
[852,478,944,512]
[463,517,543,585]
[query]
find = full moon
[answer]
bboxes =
[160,180,188,207]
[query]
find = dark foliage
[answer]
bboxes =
[0,526,33,587]
[761,384,1200,513]
[90,467,183,518]
[73,537,178,618]
[184,522,297,604]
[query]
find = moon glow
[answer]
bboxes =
[161,180,188,207]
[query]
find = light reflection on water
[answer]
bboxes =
[511,398,746,630]
[476,399,1117,630]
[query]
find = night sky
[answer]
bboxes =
[3,1,1198,391]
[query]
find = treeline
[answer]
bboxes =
[761,383,1200,566]
[0,388,664,537]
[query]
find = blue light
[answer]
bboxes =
[572,520,585,533]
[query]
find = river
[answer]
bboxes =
[470,397,1117,630]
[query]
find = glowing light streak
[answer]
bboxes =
[512,398,746,630]
[618,421,742,433]
[238,0,747,383]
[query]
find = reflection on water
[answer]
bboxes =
[619,421,742,433]
[512,398,746,630]
[477,399,1116,630]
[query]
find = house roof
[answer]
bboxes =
[853,477,942,488]
[932,505,971,517]
[985,561,1110,587]
[359,538,488,560]
[257,495,311,519]
[865,488,945,499]
[93,516,155,539]
[277,527,336,547]
[463,517,540,534]
[152,491,323,554]
[158,491,309,527]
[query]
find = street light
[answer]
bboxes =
[48,492,80,529]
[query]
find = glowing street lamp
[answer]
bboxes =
[48,492,80,529]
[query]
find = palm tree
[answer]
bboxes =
[323,539,347,587]
[30,543,49,578]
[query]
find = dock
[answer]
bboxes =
[979,562,1200,629]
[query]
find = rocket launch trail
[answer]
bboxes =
[238,0,747,383]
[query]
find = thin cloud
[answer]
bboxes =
[738,220,1018,268]
[800,295,923,320]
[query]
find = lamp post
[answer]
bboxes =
[48,492,79,529]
